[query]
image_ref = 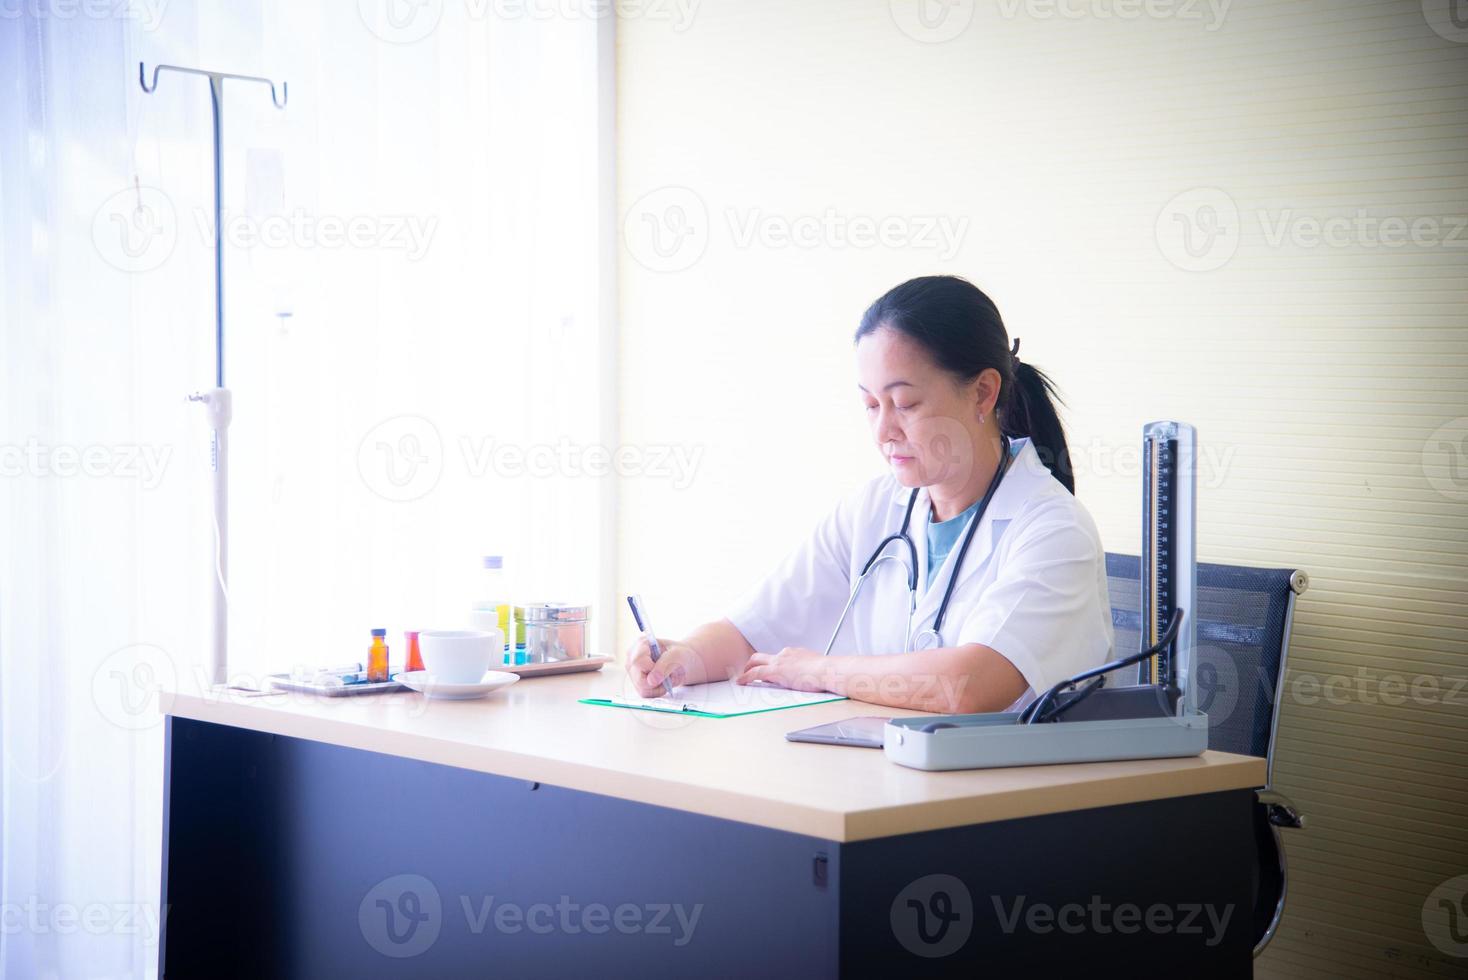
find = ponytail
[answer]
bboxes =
[1001,357,1074,494]
[855,275,1076,494]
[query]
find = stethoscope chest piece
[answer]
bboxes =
[910,627,943,652]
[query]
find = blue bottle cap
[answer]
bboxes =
[371,628,386,637]
[482,556,503,569]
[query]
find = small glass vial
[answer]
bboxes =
[367,629,389,682]
[496,604,513,665]
[513,606,527,665]
[405,630,423,673]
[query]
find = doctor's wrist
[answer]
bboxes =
[817,655,857,697]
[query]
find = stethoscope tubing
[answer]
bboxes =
[824,437,1012,655]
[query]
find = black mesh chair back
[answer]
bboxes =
[1105,553,1303,772]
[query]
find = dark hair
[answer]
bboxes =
[854,275,1075,494]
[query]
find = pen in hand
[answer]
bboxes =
[626,595,675,697]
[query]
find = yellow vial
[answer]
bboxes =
[496,604,512,652]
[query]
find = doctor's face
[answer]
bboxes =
[856,326,984,489]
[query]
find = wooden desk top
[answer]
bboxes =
[160,669,1265,842]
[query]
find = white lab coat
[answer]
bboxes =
[726,438,1113,711]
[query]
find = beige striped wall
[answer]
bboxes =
[616,1,1467,974]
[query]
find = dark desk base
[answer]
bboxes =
[161,717,1255,978]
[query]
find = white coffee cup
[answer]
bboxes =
[419,628,501,684]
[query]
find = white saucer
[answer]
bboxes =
[396,670,520,701]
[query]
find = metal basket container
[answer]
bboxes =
[519,603,591,664]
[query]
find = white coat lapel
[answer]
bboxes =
[911,486,931,599]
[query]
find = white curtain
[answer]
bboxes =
[0,5,607,977]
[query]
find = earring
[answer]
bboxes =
[978,412,986,424]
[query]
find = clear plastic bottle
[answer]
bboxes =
[470,556,511,662]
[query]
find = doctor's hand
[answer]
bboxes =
[735,647,830,693]
[624,635,707,697]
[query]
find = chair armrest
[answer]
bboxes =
[1257,788,1305,829]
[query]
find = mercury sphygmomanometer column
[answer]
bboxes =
[1137,421,1200,716]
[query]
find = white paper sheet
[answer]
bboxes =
[589,680,846,716]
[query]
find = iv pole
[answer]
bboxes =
[138,63,288,687]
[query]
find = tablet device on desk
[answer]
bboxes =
[785,716,889,748]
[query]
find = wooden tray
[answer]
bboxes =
[491,656,612,678]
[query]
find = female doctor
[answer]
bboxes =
[625,275,1113,714]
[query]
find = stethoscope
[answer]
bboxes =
[824,436,1012,655]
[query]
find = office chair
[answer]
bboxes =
[1104,553,1309,958]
